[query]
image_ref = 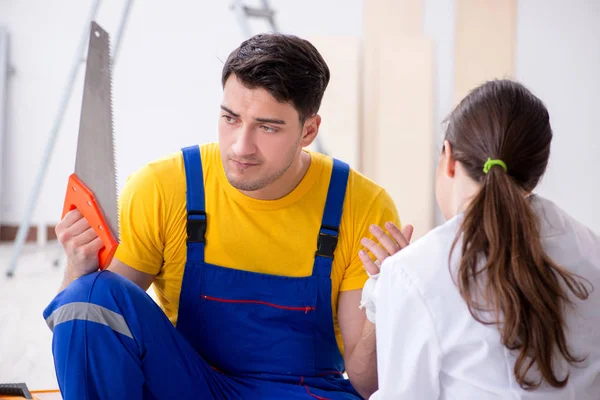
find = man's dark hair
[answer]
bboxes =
[222,33,330,122]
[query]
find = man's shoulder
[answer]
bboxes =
[347,165,385,196]
[311,153,399,225]
[198,142,220,161]
[124,144,215,193]
[345,163,395,214]
[312,153,387,200]
[142,151,184,182]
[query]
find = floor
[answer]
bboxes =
[0,242,66,392]
[0,241,161,398]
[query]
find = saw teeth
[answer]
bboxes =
[75,21,120,243]
[107,29,120,241]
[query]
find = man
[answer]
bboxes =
[45,33,400,399]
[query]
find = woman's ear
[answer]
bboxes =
[443,140,456,178]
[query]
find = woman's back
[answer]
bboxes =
[373,194,600,399]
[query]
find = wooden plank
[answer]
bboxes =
[361,0,424,179]
[307,36,360,168]
[31,390,62,400]
[454,0,517,103]
[375,36,435,238]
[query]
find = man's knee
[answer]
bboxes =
[87,270,146,300]
[43,271,144,323]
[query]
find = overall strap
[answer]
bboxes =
[312,158,350,277]
[182,145,206,263]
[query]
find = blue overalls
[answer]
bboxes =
[43,145,362,400]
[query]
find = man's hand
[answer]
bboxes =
[359,222,414,276]
[56,209,104,291]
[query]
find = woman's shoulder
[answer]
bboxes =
[532,194,599,240]
[381,216,463,292]
[532,194,600,272]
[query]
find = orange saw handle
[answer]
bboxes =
[62,173,118,270]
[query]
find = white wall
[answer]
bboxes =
[516,0,600,234]
[1,0,599,235]
[0,0,362,226]
[424,0,455,226]
[0,28,8,225]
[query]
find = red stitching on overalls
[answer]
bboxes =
[298,376,305,386]
[304,385,330,400]
[202,295,316,313]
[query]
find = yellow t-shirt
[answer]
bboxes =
[115,143,400,354]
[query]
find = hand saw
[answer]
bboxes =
[62,21,119,270]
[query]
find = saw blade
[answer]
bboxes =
[74,22,119,241]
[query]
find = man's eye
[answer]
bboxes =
[222,115,236,124]
[260,125,278,133]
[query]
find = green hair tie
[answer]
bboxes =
[483,158,507,174]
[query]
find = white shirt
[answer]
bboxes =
[369,195,600,399]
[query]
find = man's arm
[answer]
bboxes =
[58,256,155,293]
[57,162,166,293]
[56,209,108,292]
[340,220,414,398]
[56,209,156,292]
[108,258,155,291]
[336,187,402,398]
[338,289,377,399]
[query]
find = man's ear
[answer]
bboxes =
[300,114,321,147]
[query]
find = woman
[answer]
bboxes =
[359,79,600,399]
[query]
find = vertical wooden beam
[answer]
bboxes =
[454,0,517,103]
[376,37,435,238]
[361,0,435,237]
[361,0,424,179]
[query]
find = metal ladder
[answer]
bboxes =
[5,0,134,277]
[231,0,279,38]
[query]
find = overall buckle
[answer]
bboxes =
[316,225,339,259]
[187,211,207,243]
